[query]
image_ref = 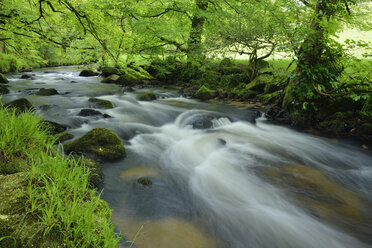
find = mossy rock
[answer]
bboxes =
[0,84,9,94]
[246,75,273,93]
[4,98,34,113]
[78,109,110,118]
[41,120,67,135]
[219,58,235,68]
[138,92,157,101]
[195,85,215,101]
[64,128,126,161]
[0,157,28,175]
[79,69,99,77]
[255,60,270,70]
[116,73,142,86]
[88,97,114,109]
[318,120,347,135]
[55,132,74,143]
[20,74,33,79]
[100,66,120,77]
[219,66,242,75]
[35,88,59,96]
[101,74,120,84]
[257,91,283,104]
[0,73,8,84]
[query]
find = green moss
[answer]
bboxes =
[257,91,283,104]
[4,98,34,113]
[101,66,120,77]
[0,73,9,84]
[79,69,99,77]
[41,120,67,135]
[88,97,114,109]
[138,92,157,101]
[101,74,120,84]
[246,75,273,93]
[55,132,74,143]
[195,85,215,101]
[64,128,126,161]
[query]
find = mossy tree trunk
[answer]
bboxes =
[186,0,208,63]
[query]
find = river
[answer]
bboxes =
[3,66,372,248]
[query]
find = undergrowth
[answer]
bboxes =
[0,105,121,247]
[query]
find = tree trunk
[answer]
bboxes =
[186,0,208,62]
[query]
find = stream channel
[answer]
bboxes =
[2,66,372,248]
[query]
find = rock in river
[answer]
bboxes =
[64,128,126,161]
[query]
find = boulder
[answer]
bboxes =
[194,85,215,101]
[101,74,120,84]
[116,73,142,86]
[79,69,99,77]
[55,132,74,143]
[4,98,34,112]
[78,109,111,118]
[41,120,68,135]
[20,74,33,79]
[138,92,157,101]
[35,88,59,96]
[246,75,273,93]
[100,66,120,77]
[88,97,114,109]
[0,73,9,84]
[64,128,126,161]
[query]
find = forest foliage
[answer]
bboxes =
[1,0,371,119]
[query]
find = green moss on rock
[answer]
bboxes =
[138,92,157,101]
[79,69,99,77]
[88,97,114,109]
[55,132,74,143]
[101,74,120,84]
[246,75,273,93]
[64,128,126,161]
[0,73,8,84]
[4,98,34,113]
[35,88,59,96]
[100,66,120,77]
[195,85,215,101]
[41,120,67,135]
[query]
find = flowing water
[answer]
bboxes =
[3,66,372,248]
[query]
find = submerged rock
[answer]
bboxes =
[138,92,157,101]
[101,74,120,84]
[35,88,59,96]
[78,109,111,118]
[194,85,215,101]
[64,128,126,161]
[0,73,9,84]
[4,98,34,113]
[88,97,114,109]
[137,177,153,186]
[79,69,99,77]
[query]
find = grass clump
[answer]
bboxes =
[0,105,121,247]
